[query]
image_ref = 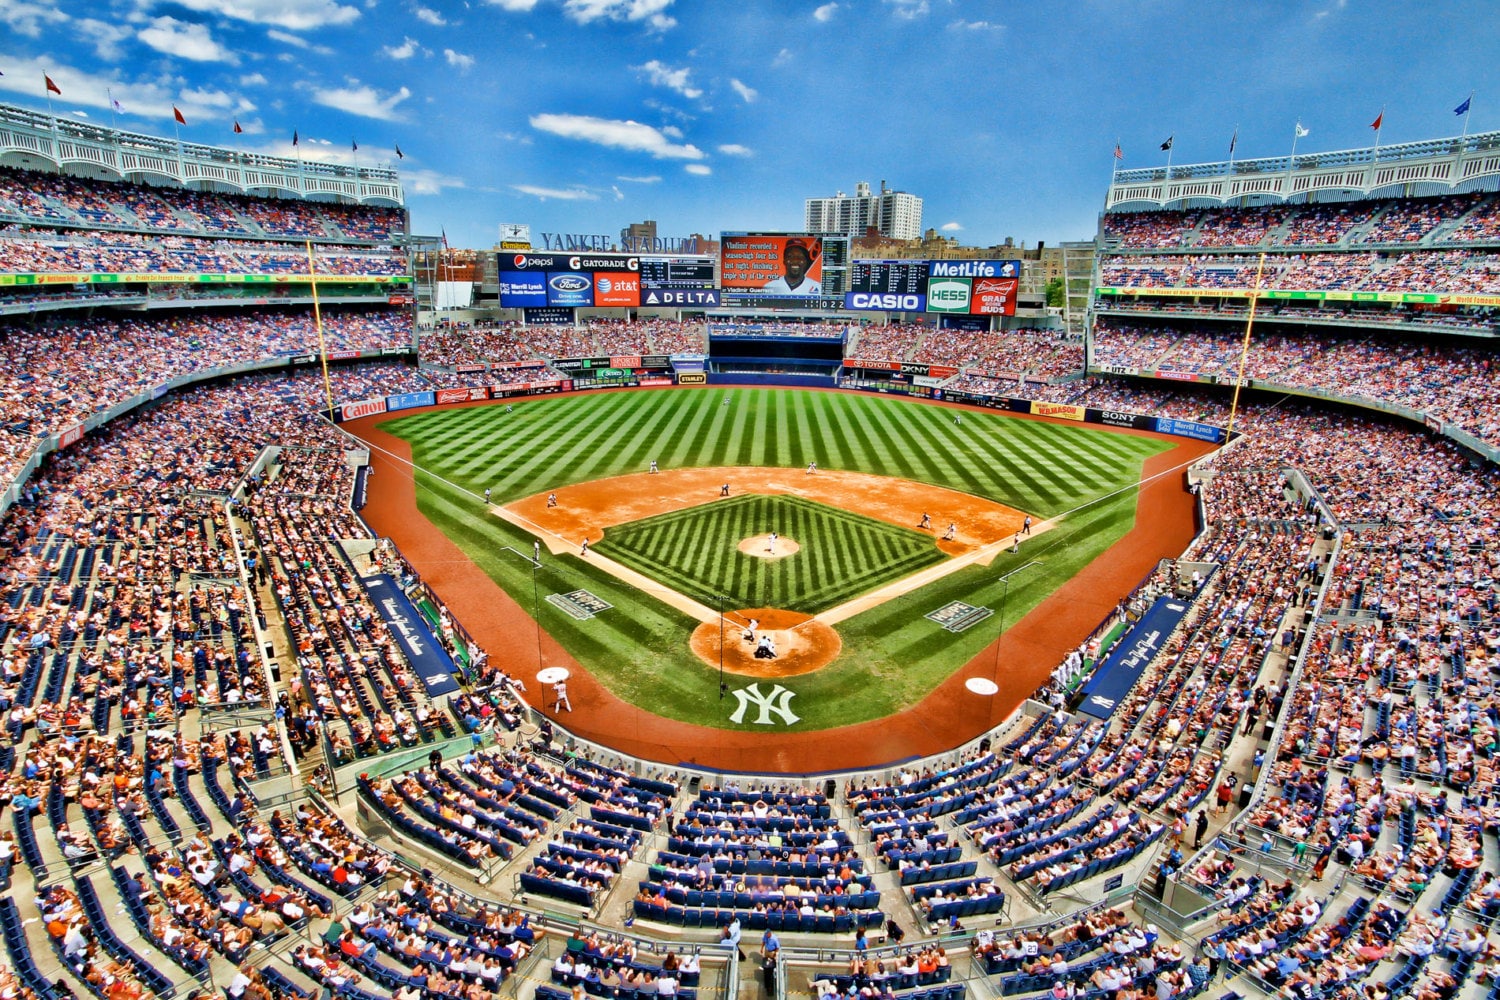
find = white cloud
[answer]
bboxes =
[812,3,837,22]
[402,167,466,195]
[0,0,69,37]
[771,47,793,66]
[684,164,710,176]
[312,81,413,121]
[716,143,752,157]
[612,185,624,200]
[617,174,661,183]
[443,48,474,69]
[76,19,134,60]
[949,18,1000,30]
[660,124,683,138]
[71,110,89,118]
[529,113,704,160]
[484,0,540,8]
[563,0,676,31]
[413,4,446,23]
[180,86,237,109]
[164,0,361,31]
[886,0,929,18]
[940,221,963,231]
[138,16,239,63]
[240,73,269,86]
[512,183,599,201]
[729,78,757,103]
[382,36,422,58]
[634,59,701,100]
[0,55,246,124]
[267,28,334,53]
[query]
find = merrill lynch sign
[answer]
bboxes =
[540,232,702,253]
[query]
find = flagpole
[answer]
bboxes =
[1372,104,1385,162]
[1228,125,1238,173]
[107,89,119,131]
[1164,141,1174,182]
[1290,121,1301,164]
[173,119,185,185]
[352,141,363,204]
[1461,91,1475,139]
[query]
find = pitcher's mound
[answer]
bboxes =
[738,535,800,560]
[690,607,841,678]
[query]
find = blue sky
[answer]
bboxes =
[1,0,1495,249]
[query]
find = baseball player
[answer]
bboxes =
[483,488,491,504]
[547,492,557,508]
[649,459,659,474]
[767,531,778,554]
[943,522,956,541]
[919,512,932,530]
[1023,515,1032,535]
[581,537,590,557]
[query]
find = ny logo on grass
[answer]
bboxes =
[728,683,800,726]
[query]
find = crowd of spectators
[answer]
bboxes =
[0,229,406,276]
[0,167,404,243]
[417,320,706,368]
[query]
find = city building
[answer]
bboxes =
[805,181,923,241]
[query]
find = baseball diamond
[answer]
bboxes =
[593,494,947,614]
[369,387,1176,734]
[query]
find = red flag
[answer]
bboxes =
[1370,111,1383,131]
[233,120,243,134]
[44,74,61,95]
[1112,144,1123,160]
[173,106,186,125]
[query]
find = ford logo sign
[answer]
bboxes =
[550,275,589,292]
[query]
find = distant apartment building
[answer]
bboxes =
[805,181,923,241]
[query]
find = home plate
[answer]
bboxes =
[966,678,999,695]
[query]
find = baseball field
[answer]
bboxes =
[364,387,1175,735]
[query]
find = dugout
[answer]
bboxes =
[705,320,849,386]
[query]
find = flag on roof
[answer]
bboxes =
[395,144,404,159]
[1370,111,1383,131]
[1228,129,1238,156]
[1160,135,1173,151]
[1112,143,1123,160]
[352,139,359,151]
[1295,122,1309,138]
[292,130,299,146]
[233,120,243,134]
[173,106,186,125]
[45,74,61,95]
[1455,95,1473,116]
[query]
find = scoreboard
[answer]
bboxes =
[640,256,716,290]
[850,260,929,297]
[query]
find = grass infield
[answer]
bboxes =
[595,494,947,615]
[382,388,1171,732]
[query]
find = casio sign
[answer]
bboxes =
[549,274,590,292]
[850,293,923,310]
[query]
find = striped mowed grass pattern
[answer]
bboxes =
[394,388,1163,515]
[594,494,946,614]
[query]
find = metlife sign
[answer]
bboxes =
[927,259,1021,279]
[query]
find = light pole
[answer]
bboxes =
[717,594,727,699]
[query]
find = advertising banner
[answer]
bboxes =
[58,423,85,449]
[386,391,436,412]
[640,256,717,290]
[640,288,721,307]
[1077,596,1191,719]
[1030,401,1086,421]
[677,373,707,385]
[362,574,461,697]
[546,272,594,307]
[497,252,640,272]
[925,277,972,313]
[720,234,824,296]
[844,292,927,311]
[340,397,388,421]
[1153,417,1225,443]
[499,271,547,308]
[523,307,574,325]
[971,276,1019,316]
[940,314,990,331]
[436,387,490,404]
[593,271,641,307]
[1088,408,1155,431]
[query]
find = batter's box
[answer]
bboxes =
[926,600,994,633]
[547,589,614,621]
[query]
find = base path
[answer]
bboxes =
[346,389,1218,773]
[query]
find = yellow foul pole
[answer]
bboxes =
[1225,251,1269,442]
[305,240,334,417]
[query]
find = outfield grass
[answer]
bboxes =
[382,388,1171,732]
[595,494,947,614]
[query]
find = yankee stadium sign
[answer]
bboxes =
[540,233,702,254]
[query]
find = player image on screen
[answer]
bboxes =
[761,239,822,296]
